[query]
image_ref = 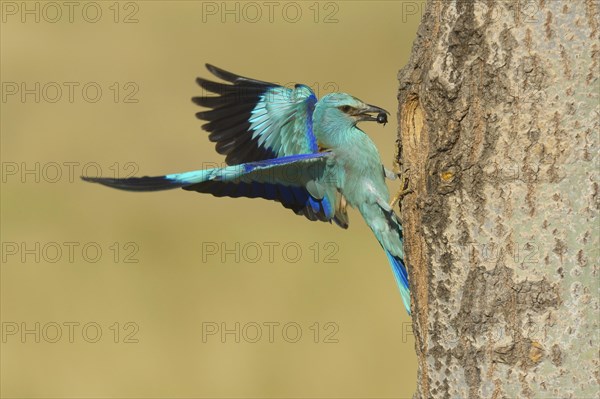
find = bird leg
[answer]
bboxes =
[390,169,413,210]
[383,166,397,180]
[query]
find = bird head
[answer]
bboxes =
[313,93,390,148]
[318,93,389,125]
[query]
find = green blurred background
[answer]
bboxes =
[1,1,423,397]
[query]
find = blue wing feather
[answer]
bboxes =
[192,65,340,227]
[193,65,318,164]
[193,65,340,224]
[82,153,335,220]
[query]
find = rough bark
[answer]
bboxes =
[396,1,599,398]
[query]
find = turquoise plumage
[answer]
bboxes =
[82,65,411,314]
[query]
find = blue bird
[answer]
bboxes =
[83,65,411,314]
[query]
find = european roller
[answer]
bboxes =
[83,65,411,314]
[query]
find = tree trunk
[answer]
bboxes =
[396,1,599,398]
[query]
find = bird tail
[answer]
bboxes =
[81,169,212,191]
[359,201,411,315]
[384,249,411,315]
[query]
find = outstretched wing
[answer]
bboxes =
[82,153,344,225]
[193,64,318,165]
[192,65,348,228]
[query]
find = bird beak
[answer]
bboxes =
[357,104,390,125]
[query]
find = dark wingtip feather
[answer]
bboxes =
[195,77,236,95]
[81,175,182,192]
[205,64,240,83]
[195,111,213,121]
[191,95,227,108]
[205,64,274,87]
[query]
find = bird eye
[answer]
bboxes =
[339,105,353,113]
